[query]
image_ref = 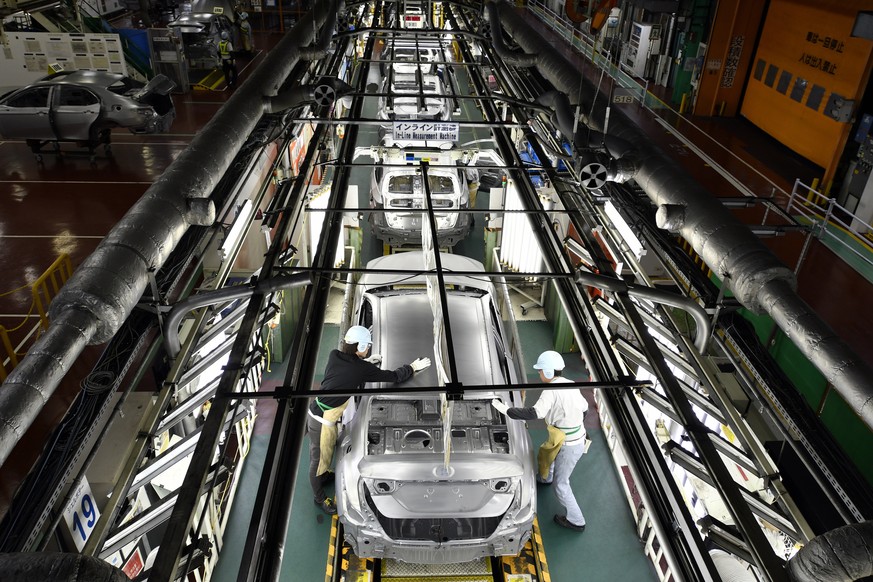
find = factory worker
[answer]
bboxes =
[308,325,431,514]
[218,30,237,87]
[492,350,589,532]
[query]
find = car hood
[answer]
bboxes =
[359,454,525,481]
[360,454,522,518]
[130,75,176,100]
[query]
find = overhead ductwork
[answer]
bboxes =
[787,521,873,582]
[492,0,873,431]
[300,0,342,59]
[0,552,127,581]
[265,77,354,113]
[535,90,638,183]
[0,0,342,470]
[485,1,538,67]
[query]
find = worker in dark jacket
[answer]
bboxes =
[492,350,589,532]
[308,325,431,514]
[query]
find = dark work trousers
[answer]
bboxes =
[221,58,237,87]
[307,414,328,503]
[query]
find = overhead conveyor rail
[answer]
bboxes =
[1,1,871,581]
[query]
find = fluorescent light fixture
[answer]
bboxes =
[604,200,645,259]
[498,181,543,274]
[221,199,253,260]
[308,187,345,267]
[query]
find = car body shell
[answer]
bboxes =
[335,252,536,564]
[0,71,175,142]
[368,149,472,247]
[378,72,454,150]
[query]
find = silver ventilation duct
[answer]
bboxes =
[0,0,342,469]
[484,2,538,67]
[787,521,873,581]
[491,0,873,430]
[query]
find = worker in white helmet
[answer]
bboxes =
[308,325,431,514]
[237,11,253,54]
[217,30,237,87]
[492,350,589,532]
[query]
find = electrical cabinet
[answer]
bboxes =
[621,22,661,78]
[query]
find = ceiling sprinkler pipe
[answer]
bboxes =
[164,272,311,359]
[575,270,710,354]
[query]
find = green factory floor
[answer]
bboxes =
[213,321,657,582]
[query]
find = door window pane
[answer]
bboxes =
[6,87,50,108]
[58,86,99,106]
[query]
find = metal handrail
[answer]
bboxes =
[787,179,873,275]
[525,0,791,200]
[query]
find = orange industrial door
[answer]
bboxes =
[740,0,873,181]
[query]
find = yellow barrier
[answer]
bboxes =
[0,254,73,381]
[0,326,18,382]
[32,254,73,330]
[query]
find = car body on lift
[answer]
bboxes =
[0,71,176,146]
[366,148,473,248]
[335,252,535,564]
[168,0,236,69]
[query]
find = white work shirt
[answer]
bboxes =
[532,377,588,444]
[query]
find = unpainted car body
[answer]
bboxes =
[0,71,175,142]
[378,73,451,123]
[382,42,449,76]
[367,148,472,247]
[169,0,236,69]
[336,252,535,564]
[378,72,454,149]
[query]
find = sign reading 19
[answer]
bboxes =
[63,478,101,551]
[72,493,97,542]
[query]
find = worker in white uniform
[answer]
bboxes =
[492,350,589,532]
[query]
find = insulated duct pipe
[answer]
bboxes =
[299,0,342,60]
[484,2,538,67]
[493,0,873,430]
[787,521,873,582]
[0,0,341,470]
[0,552,127,581]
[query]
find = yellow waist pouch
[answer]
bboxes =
[317,400,349,476]
[537,425,566,480]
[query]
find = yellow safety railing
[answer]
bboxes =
[32,253,74,330]
[0,326,18,382]
[0,254,74,381]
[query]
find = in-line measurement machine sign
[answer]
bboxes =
[393,121,459,142]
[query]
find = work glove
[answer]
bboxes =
[491,399,509,415]
[364,354,382,365]
[410,357,431,372]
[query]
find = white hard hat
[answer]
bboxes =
[533,350,564,379]
[240,11,248,19]
[344,326,372,352]
[220,30,229,40]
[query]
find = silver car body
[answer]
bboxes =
[383,44,447,76]
[368,148,472,247]
[0,71,175,141]
[336,252,536,564]
[378,73,451,122]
